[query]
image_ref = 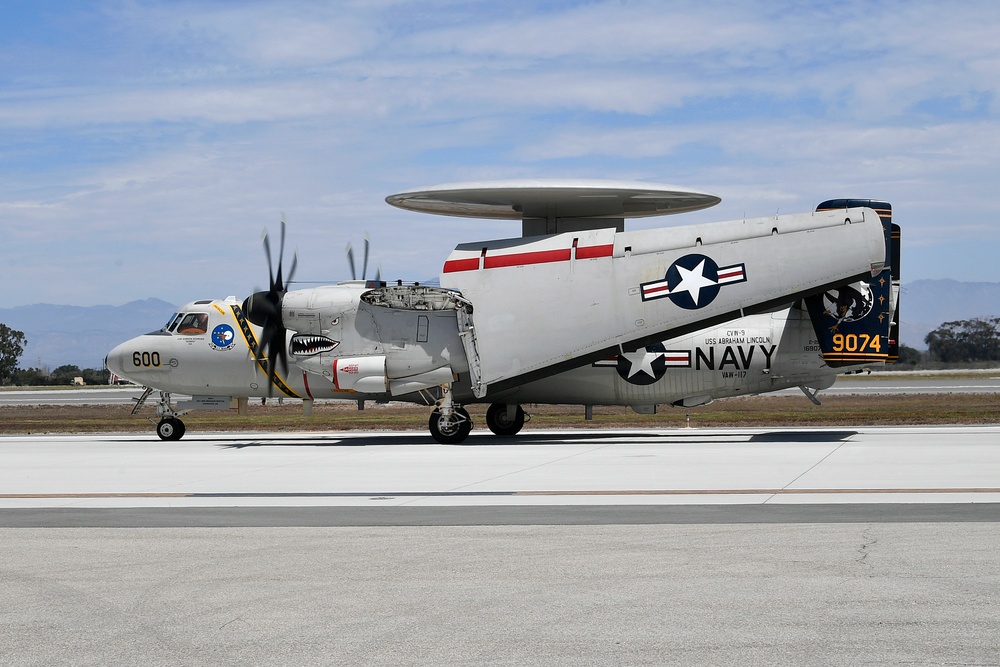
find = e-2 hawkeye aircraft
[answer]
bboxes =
[105,181,897,443]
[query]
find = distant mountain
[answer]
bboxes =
[899,280,1000,349]
[0,298,176,369]
[1,280,998,368]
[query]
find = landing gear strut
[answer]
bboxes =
[428,406,473,444]
[428,383,473,444]
[139,390,189,441]
[485,402,526,436]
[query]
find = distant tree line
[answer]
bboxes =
[1,323,111,386]
[895,344,922,366]
[924,317,1000,363]
[12,365,111,386]
[0,323,26,385]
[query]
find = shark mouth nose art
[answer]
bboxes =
[291,334,340,356]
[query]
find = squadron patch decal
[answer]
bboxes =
[209,324,237,351]
[818,282,875,326]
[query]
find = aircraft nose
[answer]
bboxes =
[105,340,131,378]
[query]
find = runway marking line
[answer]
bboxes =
[4,488,1000,499]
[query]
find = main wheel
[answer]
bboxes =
[428,407,473,444]
[485,403,525,436]
[156,417,185,441]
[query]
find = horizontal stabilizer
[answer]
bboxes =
[442,207,887,395]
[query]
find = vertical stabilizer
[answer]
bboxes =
[806,200,896,366]
[886,222,901,362]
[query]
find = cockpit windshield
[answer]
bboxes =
[175,313,209,335]
[163,313,182,332]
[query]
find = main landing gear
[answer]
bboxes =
[485,403,526,436]
[426,403,528,443]
[428,406,473,444]
[426,393,530,444]
[427,383,473,444]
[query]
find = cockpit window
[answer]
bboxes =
[164,313,182,332]
[176,313,209,335]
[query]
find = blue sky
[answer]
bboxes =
[2,0,999,308]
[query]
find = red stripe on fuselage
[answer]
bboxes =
[443,243,614,273]
[442,257,481,273]
[574,244,614,260]
[484,248,570,269]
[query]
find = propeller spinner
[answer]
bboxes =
[242,219,297,394]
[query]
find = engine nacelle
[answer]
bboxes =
[302,355,456,397]
[332,356,388,393]
[281,283,371,335]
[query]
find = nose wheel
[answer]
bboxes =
[156,417,186,441]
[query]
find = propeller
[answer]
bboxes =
[242,217,297,394]
[346,233,375,282]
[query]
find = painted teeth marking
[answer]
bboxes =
[290,335,340,356]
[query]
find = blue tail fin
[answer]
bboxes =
[805,200,898,367]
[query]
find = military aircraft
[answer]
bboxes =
[105,181,897,443]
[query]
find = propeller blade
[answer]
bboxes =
[262,229,274,287]
[286,251,298,287]
[276,218,287,290]
[362,233,370,280]
[346,243,356,280]
[264,329,288,398]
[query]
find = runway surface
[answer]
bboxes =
[3,426,1000,516]
[3,426,999,665]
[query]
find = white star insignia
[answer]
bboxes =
[672,259,716,305]
[621,350,660,378]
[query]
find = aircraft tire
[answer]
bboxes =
[428,407,473,444]
[485,403,525,436]
[156,417,185,441]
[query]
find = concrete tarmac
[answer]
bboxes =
[2,426,999,666]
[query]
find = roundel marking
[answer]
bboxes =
[639,253,747,309]
[616,343,668,385]
[664,254,722,309]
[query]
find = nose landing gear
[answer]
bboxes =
[132,389,189,441]
[156,416,186,441]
